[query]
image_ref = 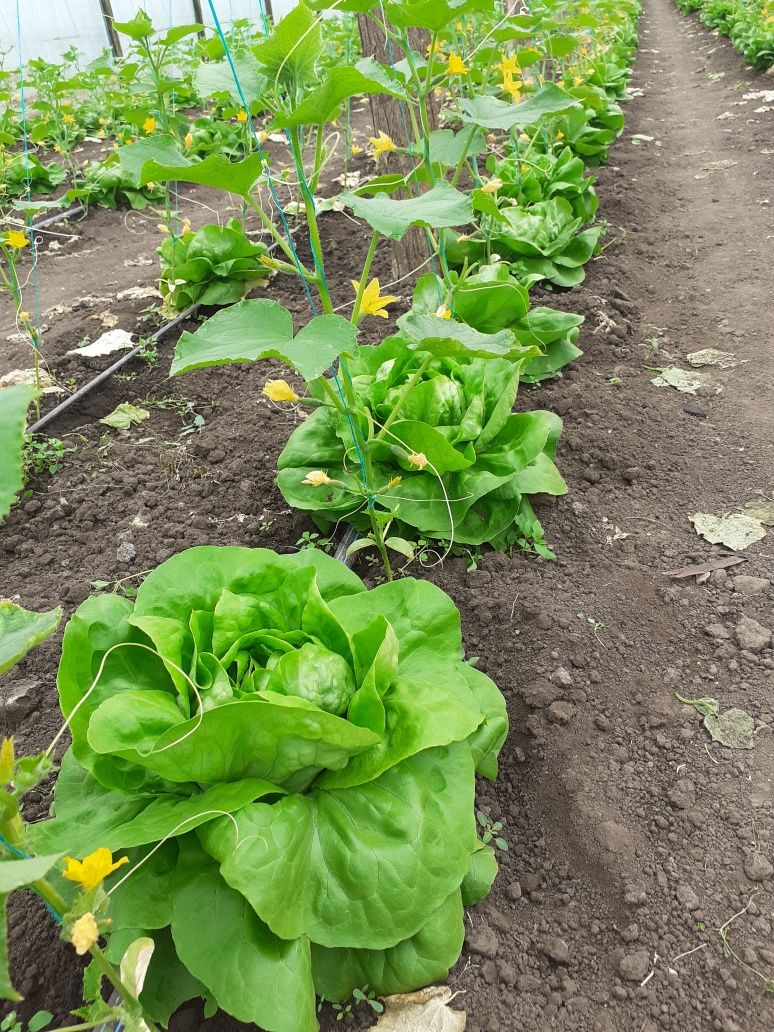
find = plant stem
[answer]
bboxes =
[351,230,380,324]
[309,122,325,194]
[369,509,394,582]
[245,195,313,276]
[28,876,161,1032]
[451,124,479,188]
[375,355,431,441]
[288,127,333,314]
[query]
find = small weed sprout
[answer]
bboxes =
[476,809,508,851]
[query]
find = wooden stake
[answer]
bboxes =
[98,0,122,58]
[356,14,439,281]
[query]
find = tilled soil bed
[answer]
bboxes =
[3,0,774,1029]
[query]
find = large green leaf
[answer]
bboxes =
[340,182,472,241]
[252,3,323,86]
[460,83,580,130]
[312,889,464,1001]
[0,854,62,894]
[394,314,539,363]
[87,693,378,789]
[170,300,357,381]
[0,383,35,520]
[384,0,489,33]
[118,136,266,198]
[31,760,280,857]
[1,894,18,1000]
[274,67,398,129]
[201,744,476,950]
[0,602,61,675]
[171,838,317,1032]
[194,55,267,106]
[112,11,154,41]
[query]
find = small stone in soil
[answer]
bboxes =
[743,852,774,882]
[735,615,771,652]
[617,950,651,982]
[540,936,570,966]
[732,575,770,595]
[465,924,499,959]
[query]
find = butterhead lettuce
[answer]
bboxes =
[31,546,507,1032]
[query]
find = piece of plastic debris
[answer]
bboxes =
[100,403,150,430]
[686,348,736,368]
[663,555,746,579]
[690,513,767,551]
[68,329,134,358]
[0,368,64,394]
[374,987,466,1031]
[650,366,705,394]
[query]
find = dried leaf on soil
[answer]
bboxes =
[743,499,774,526]
[100,403,150,430]
[650,366,706,394]
[686,348,736,368]
[704,708,755,750]
[690,513,767,551]
[695,159,738,179]
[68,329,134,358]
[374,987,466,1031]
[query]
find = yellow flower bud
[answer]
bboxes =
[70,912,99,955]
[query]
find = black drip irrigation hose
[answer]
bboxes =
[32,205,86,230]
[27,304,201,435]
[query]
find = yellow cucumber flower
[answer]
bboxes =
[386,476,402,489]
[63,113,75,125]
[263,379,299,403]
[351,143,363,156]
[4,229,28,249]
[352,277,397,319]
[501,72,522,100]
[369,130,397,160]
[408,452,428,470]
[63,847,128,892]
[143,116,156,134]
[184,131,194,149]
[498,53,520,76]
[447,52,469,76]
[435,304,452,318]
[70,913,99,955]
[303,470,333,487]
[237,109,248,122]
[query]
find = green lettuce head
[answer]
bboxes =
[32,546,507,1032]
[277,335,567,551]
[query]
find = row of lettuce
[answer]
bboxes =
[675,0,774,67]
[1,2,642,1031]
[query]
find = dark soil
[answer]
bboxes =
[3,1,774,1029]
